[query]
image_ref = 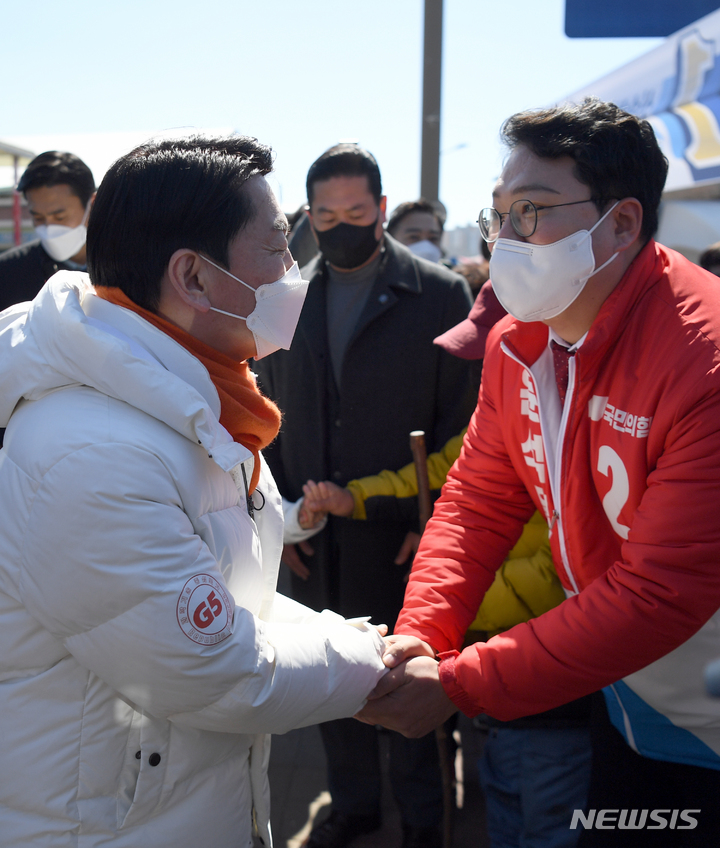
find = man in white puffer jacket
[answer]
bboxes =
[0,136,388,847]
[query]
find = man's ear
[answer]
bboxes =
[612,198,643,253]
[166,249,212,312]
[379,195,388,225]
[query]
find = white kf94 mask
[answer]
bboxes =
[407,239,443,264]
[35,203,91,263]
[489,202,619,322]
[201,255,309,360]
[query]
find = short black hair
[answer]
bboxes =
[699,241,720,271]
[17,151,96,206]
[86,135,273,311]
[387,198,444,236]
[306,143,382,207]
[501,98,668,242]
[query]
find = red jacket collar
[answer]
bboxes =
[498,239,666,370]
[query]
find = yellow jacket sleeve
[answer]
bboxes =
[346,430,466,520]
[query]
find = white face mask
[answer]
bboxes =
[201,255,309,360]
[407,239,443,264]
[35,203,91,263]
[489,202,619,322]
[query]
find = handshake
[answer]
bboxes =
[354,634,458,738]
[294,480,420,575]
[296,479,355,530]
[285,481,358,581]
[289,483,458,737]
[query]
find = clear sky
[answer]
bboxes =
[2,0,662,228]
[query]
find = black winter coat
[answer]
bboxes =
[254,236,475,627]
[0,240,74,312]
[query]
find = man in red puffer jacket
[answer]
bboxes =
[359,98,720,847]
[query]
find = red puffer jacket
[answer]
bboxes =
[395,241,720,767]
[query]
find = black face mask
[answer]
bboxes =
[314,218,381,269]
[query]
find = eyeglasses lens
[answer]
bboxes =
[509,200,537,238]
[478,208,500,242]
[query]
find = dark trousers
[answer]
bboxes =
[577,693,720,847]
[319,717,444,828]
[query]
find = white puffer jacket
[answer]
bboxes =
[0,273,387,848]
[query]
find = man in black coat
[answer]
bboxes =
[0,151,95,312]
[254,144,474,848]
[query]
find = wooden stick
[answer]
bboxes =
[410,430,432,534]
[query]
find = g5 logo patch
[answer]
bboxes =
[177,574,234,645]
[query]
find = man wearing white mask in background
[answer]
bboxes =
[386,198,445,264]
[359,98,720,847]
[0,150,95,311]
[0,136,389,847]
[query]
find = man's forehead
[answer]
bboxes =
[493,146,580,199]
[310,174,376,208]
[245,175,287,228]
[399,212,441,231]
[26,183,79,206]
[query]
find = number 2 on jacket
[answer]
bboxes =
[597,445,631,540]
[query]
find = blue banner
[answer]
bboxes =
[566,7,720,191]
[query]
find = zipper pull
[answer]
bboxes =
[549,509,559,531]
[240,463,254,519]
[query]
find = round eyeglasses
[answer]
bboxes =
[478,198,597,243]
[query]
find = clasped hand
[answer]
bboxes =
[356,635,457,738]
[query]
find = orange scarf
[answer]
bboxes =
[94,286,281,492]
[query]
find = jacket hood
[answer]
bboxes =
[0,271,250,472]
[434,279,507,360]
